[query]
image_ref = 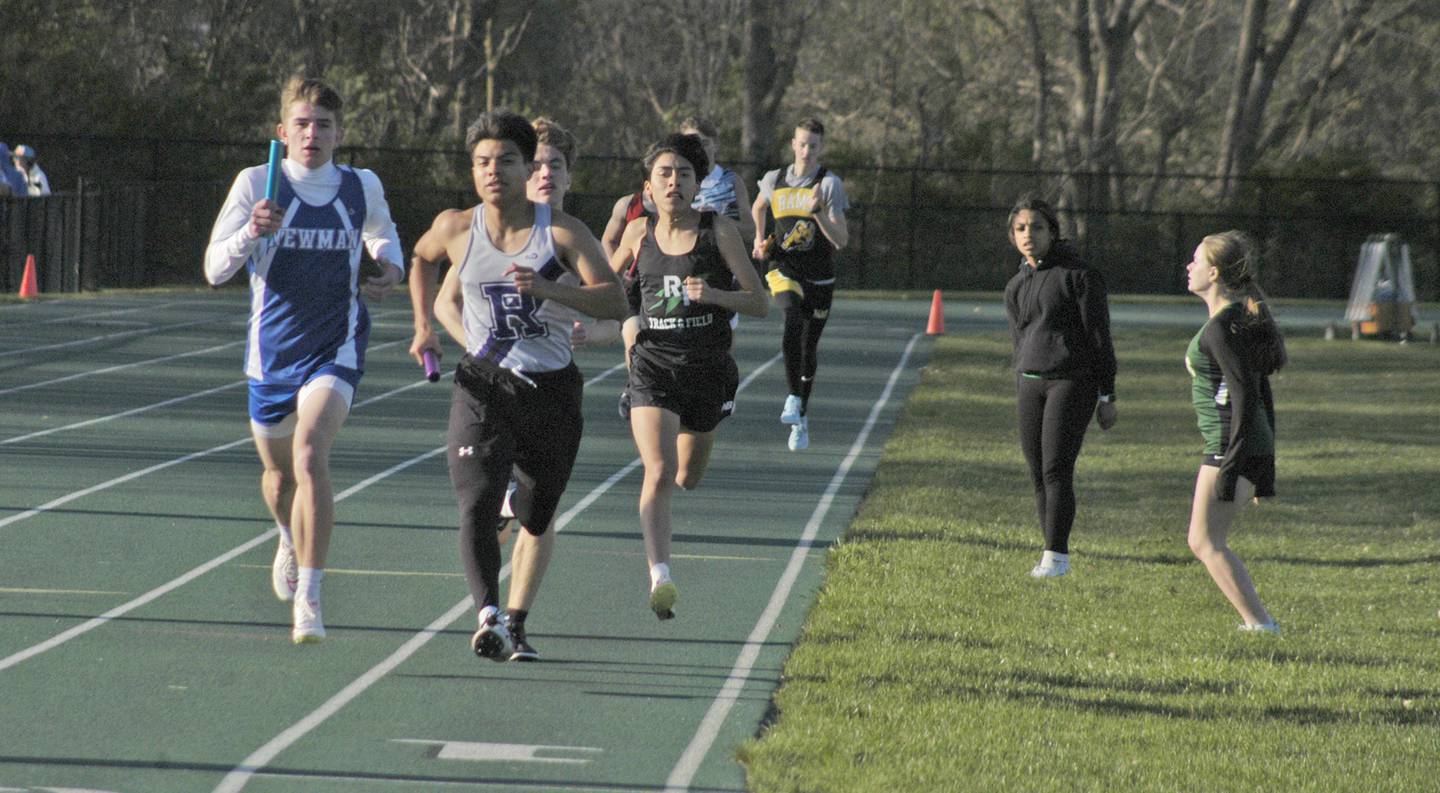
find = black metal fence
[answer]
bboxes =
[4,134,1438,300]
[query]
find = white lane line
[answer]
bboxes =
[0,341,245,397]
[0,529,277,673]
[0,315,245,359]
[213,353,782,793]
[0,299,200,327]
[0,587,130,596]
[237,564,465,579]
[0,445,447,674]
[0,313,411,398]
[0,339,421,533]
[0,360,627,674]
[0,338,416,444]
[0,381,245,446]
[664,333,922,793]
[0,436,254,533]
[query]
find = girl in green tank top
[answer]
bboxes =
[1183,231,1287,635]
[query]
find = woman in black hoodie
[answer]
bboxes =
[1003,196,1117,578]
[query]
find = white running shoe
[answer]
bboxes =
[1239,622,1281,635]
[788,417,809,451]
[271,539,298,602]
[471,608,514,661]
[780,394,803,425]
[291,598,325,644]
[500,478,517,520]
[1030,552,1070,578]
[649,578,678,621]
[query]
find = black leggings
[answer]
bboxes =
[1015,375,1097,554]
[447,357,583,611]
[775,282,833,414]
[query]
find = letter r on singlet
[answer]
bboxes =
[481,283,548,340]
[661,275,691,306]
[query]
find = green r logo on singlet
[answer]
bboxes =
[650,274,691,314]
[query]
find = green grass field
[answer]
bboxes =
[741,326,1440,792]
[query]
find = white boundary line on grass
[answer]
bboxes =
[212,353,782,793]
[664,332,922,793]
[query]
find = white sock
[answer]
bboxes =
[297,567,323,603]
[650,562,671,588]
[277,525,293,547]
[478,604,500,626]
[1041,551,1069,567]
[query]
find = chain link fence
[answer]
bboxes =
[4,134,1437,300]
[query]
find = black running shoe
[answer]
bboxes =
[618,388,632,421]
[508,623,539,662]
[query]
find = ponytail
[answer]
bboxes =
[1201,231,1287,374]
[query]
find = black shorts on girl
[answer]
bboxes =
[627,344,738,433]
[1202,453,1276,500]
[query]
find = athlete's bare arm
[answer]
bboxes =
[609,216,647,275]
[749,191,771,260]
[808,186,849,250]
[433,251,468,355]
[731,178,756,243]
[408,209,471,365]
[601,194,635,264]
[684,215,768,319]
[522,211,628,321]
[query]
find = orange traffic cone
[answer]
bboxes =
[18,254,38,299]
[926,289,945,335]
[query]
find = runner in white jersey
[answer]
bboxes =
[204,77,403,644]
[421,110,625,662]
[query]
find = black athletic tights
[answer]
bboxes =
[777,291,831,414]
[1015,375,1097,554]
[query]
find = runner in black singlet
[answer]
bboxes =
[610,133,769,620]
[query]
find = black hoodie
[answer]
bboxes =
[1003,241,1117,398]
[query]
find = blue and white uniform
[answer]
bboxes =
[205,160,402,430]
[692,165,741,221]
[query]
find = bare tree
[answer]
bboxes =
[741,0,815,171]
[396,0,529,143]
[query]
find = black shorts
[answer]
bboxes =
[628,346,738,433]
[447,355,584,534]
[768,265,835,319]
[1202,453,1276,499]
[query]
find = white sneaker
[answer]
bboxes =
[1029,552,1070,578]
[649,576,678,621]
[780,395,803,425]
[471,608,513,661]
[291,598,325,644]
[788,417,809,451]
[271,539,298,602]
[500,478,517,520]
[1239,622,1281,635]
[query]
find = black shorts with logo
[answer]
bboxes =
[628,344,738,433]
[447,354,584,534]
